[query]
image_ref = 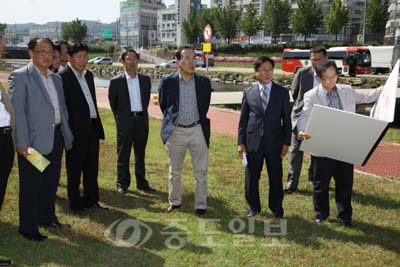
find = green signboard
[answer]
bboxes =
[121,0,139,9]
[101,29,113,39]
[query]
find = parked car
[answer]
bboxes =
[88,56,102,64]
[156,59,177,68]
[93,57,113,65]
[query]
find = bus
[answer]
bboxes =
[282,47,372,76]
[194,50,214,67]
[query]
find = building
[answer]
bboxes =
[157,5,177,47]
[385,0,400,44]
[175,0,202,46]
[119,0,165,49]
[211,0,266,16]
[29,25,61,41]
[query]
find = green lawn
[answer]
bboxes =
[0,109,399,266]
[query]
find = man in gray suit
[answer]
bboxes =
[285,46,327,194]
[238,57,291,218]
[297,61,381,227]
[8,37,73,241]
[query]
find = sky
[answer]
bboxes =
[0,0,211,25]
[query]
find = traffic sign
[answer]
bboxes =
[203,43,211,53]
[203,24,212,43]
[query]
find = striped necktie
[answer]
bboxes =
[261,85,269,111]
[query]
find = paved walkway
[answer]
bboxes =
[95,88,400,181]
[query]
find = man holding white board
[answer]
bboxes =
[297,61,382,227]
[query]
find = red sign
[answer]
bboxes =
[203,24,212,43]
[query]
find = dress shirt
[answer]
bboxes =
[0,90,11,127]
[177,73,199,125]
[69,63,97,118]
[125,71,143,112]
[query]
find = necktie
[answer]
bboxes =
[261,85,269,111]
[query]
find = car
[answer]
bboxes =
[93,57,113,65]
[88,57,102,64]
[156,60,177,68]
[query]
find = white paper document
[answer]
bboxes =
[300,105,388,166]
[242,153,248,167]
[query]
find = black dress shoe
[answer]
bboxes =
[18,230,47,242]
[86,203,109,210]
[342,218,353,227]
[164,204,181,213]
[195,209,206,217]
[40,221,71,229]
[0,258,11,266]
[137,185,156,192]
[71,207,85,215]
[117,187,127,194]
[274,213,284,219]
[284,188,297,194]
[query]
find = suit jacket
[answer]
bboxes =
[291,66,315,130]
[0,82,15,148]
[8,62,73,154]
[108,72,151,132]
[297,84,381,133]
[60,65,105,140]
[238,82,291,153]
[158,72,212,147]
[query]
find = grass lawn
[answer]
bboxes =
[0,109,399,266]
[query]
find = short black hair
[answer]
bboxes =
[67,42,89,56]
[119,49,140,61]
[28,37,54,51]
[310,45,327,56]
[315,60,338,78]
[253,56,275,71]
[53,44,61,53]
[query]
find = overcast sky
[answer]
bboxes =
[0,0,210,24]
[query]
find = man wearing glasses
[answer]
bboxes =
[108,49,155,194]
[8,37,73,241]
[238,56,291,218]
[297,60,382,227]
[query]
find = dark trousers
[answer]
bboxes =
[66,121,99,210]
[0,132,14,210]
[245,136,284,217]
[18,128,63,234]
[286,129,314,190]
[312,156,354,220]
[117,115,149,190]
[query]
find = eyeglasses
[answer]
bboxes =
[33,50,54,56]
[258,68,273,73]
[320,75,338,81]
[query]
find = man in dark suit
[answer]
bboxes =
[60,42,105,214]
[285,45,327,194]
[238,56,291,218]
[9,37,74,241]
[108,49,155,193]
[158,48,212,216]
[0,82,14,265]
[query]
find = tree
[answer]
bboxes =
[61,18,87,42]
[324,0,349,42]
[263,0,292,43]
[239,4,263,44]
[214,5,240,44]
[291,0,323,42]
[0,23,6,37]
[198,8,217,32]
[182,12,201,45]
[365,0,390,43]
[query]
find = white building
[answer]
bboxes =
[29,26,61,41]
[157,5,177,47]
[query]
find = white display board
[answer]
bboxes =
[300,105,388,166]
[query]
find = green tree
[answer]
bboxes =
[239,4,263,44]
[214,5,240,44]
[198,8,217,32]
[324,0,349,42]
[263,0,292,43]
[291,0,323,42]
[0,23,6,36]
[61,18,87,42]
[182,12,201,45]
[365,0,390,43]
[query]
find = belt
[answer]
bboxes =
[55,124,61,129]
[0,126,11,135]
[131,111,143,117]
[177,120,201,128]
